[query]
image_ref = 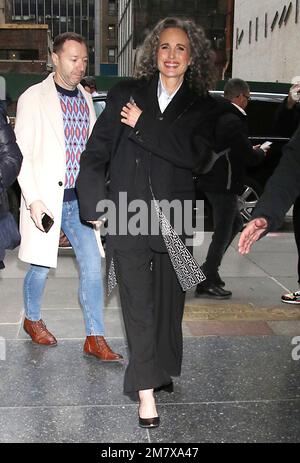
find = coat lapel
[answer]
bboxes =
[40,73,65,152]
[161,79,197,124]
[131,73,197,123]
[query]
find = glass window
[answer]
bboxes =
[82,0,88,17]
[93,99,106,118]
[88,0,94,17]
[108,47,116,63]
[247,101,280,137]
[22,1,29,16]
[0,49,39,60]
[60,1,67,16]
[108,24,116,39]
[108,0,117,15]
[29,0,37,18]
[45,0,51,16]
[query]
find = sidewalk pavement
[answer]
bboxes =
[0,231,299,443]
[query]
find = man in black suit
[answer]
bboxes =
[195,78,269,299]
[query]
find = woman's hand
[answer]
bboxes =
[121,102,142,128]
[238,217,268,254]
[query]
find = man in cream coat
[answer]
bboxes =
[15,32,122,361]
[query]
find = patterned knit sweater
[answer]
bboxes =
[56,84,90,190]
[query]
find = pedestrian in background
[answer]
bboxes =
[0,100,22,269]
[195,78,269,299]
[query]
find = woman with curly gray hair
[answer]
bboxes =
[77,17,218,428]
[134,16,216,96]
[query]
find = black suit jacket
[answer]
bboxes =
[76,73,217,250]
[196,99,265,194]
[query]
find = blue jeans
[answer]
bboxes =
[24,200,104,335]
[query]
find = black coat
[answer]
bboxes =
[196,99,265,194]
[76,74,218,251]
[253,124,300,231]
[0,102,22,209]
[274,97,300,138]
[0,101,23,267]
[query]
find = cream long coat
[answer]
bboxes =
[15,72,97,268]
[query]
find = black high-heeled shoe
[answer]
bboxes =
[154,381,174,393]
[139,415,160,428]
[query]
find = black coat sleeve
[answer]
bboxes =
[273,97,300,137]
[76,85,120,221]
[0,103,23,195]
[252,125,300,230]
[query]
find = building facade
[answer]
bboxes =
[0,23,50,73]
[99,0,118,75]
[233,0,300,83]
[118,0,133,76]
[118,0,228,78]
[9,0,98,74]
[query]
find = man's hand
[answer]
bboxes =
[238,217,268,254]
[29,200,53,232]
[253,144,270,155]
[120,102,142,128]
[287,83,300,109]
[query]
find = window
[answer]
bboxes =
[108,24,116,39]
[108,48,116,63]
[108,0,117,15]
[0,49,39,60]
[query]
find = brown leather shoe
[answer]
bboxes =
[23,318,57,346]
[83,336,123,361]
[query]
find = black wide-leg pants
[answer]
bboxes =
[114,247,186,397]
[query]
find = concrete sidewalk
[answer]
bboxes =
[0,231,299,443]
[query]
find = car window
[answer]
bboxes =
[247,100,281,137]
[93,100,106,118]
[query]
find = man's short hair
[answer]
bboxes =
[224,78,250,100]
[80,76,97,89]
[53,32,87,54]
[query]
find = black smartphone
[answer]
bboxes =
[42,213,54,233]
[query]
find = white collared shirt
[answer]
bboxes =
[231,102,247,116]
[157,74,183,113]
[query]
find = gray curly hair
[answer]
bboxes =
[134,17,216,96]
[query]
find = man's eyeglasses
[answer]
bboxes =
[243,94,251,101]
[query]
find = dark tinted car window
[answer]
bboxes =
[247,100,281,137]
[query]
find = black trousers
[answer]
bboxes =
[293,196,300,283]
[201,192,244,282]
[114,247,185,397]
